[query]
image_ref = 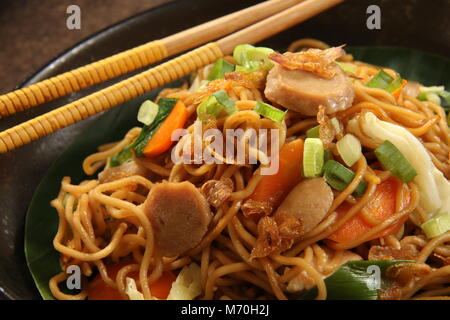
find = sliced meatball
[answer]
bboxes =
[143,181,212,257]
[99,161,148,183]
[264,63,354,116]
[275,178,333,235]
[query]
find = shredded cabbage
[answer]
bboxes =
[125,277,145,300]
[347,112,450,222]
[167,263,202,300]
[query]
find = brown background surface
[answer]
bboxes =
[0,0,173,95]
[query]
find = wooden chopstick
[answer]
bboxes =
[0,0,344,154]
[0,0,304,119]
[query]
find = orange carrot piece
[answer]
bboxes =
[143,100,188,158]
[148,271,177,299]
[392,79,407,99]
[87,262,176,300]
[327,176,410,243]
[247,139,304,217]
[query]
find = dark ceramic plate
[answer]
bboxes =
[1,0,449,300]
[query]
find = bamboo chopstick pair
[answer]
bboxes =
[0,0,344,154]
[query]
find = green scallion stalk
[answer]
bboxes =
[137,100,159,126]
[254,101,286,122]
[336,133,362,167]
[367,70,403,94]
[306,125,320,138]
[367,70,393,89]
[212,90,237,115]
[233,44,274,72]
[207,58,235,80]
[323,160,367,197]
[421,212,450,238]
[323,149,333,164]
[439,90,450,107]
[233,44,254,65]
[197,90,237,121]
[384,75,402,93]
[303,138,324,178]
[197,95,223,121]
[374,140,417,183]
[335,61,356,75]
[418,92,441,105]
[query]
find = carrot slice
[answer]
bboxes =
[87,262,176,300]
[143,100,188,158]
[327,176,410,243]
[245,139,304,219]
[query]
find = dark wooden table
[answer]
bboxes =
[0,0,172,95]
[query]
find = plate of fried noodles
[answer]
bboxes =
[3,0,450,301]
[23,37,450,300]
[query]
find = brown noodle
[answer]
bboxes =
[49,39,450,300]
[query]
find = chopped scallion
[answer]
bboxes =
[197,90,237,121]
[254,101,286,122]
[421,212,450,238]
[336,133,362,167]
[212,90,237,115]
[137,100,159,126]
[323,149,333,164]
[197,95,223,121]
[335,61,356,75]
[367,70,393,89]
[306,125,320,138]
[233,44,274,72]
[374,140,417,183]
[367,70,403,94]
[207,58,235,80]
[323,160,367,197]
[303,138,324,178]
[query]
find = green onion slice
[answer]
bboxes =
[336,133,362,167]
[335,61,356,75]
[374,140,417,183]
[367,70,393,89]
[323,160,367,197]
[421,212,450,238]
[197,95,223,121]
[323,149,333,164]
[384,75,402,93]
[197,90,237,121]
[137,100,159,126]
[212,90,237,115]
[233,44,254,65]
[254,101,286,122]
[418,87,450,108]
[306,125,320,138]
[418,92,441,105]
[303,138,324,178]
[235,62,260,73]
[207,58,235,80]
[367,70,403,94]
[233,44,274,72]
[438,90,450,107]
